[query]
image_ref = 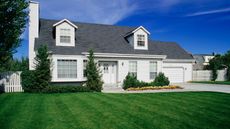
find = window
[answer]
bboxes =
[83,60,87,77]
[129,61,137,77]
[137,34,145,46]
[57,59,77,78]
[150,61,157,80]
[60,28,71,43]
[103,64,109,73]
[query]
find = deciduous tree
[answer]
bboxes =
[0,0,28,71]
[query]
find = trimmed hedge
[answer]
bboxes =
[42,85,92,93]
[21,70,91,93]
[123,72,170,90]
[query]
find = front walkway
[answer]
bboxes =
[102,83,230,93]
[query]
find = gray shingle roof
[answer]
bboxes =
[35,18,193,59]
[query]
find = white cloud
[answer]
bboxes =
[37,0,137,24]
[186,7,230,17]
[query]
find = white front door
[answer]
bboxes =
[99,62,117,84]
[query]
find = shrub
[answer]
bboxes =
[42,85,91,93]
[123,72,170,90]
[123,73,139,89]
[154,72,170,86]
[0,85,4,93]
[21,70,38,92]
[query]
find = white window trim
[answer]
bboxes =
[129,61,137,77]
[60,28,71,44]
[137,34,145,47]
[149,61,157,80]
[57,59,77,79]
[133,28,148,50]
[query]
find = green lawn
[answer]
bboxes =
[0,92,230,129]
[191,81,230,85]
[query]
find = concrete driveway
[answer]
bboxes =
[103,83,230,93]
[176,83,230,93]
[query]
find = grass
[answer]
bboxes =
[0,92,230,129]
[191,81,230,85]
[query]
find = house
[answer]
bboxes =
[29,1,194,86]
[193,54,214,70]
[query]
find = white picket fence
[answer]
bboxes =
[192,69,227,81]
[0,71,23,92]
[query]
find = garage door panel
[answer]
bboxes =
[163,67,184,83]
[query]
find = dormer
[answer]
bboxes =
[53,19,78,47]
[125,26,150,50]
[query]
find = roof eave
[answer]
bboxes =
[82,52,166,59]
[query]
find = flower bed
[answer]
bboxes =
[126,85,182,91]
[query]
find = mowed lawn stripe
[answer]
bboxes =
[53,94,82,129]
[105,93,229,129]
[103,93,197,129]
[24,94,53,129]
[135,92,230,128]
[0,92,229,129]
[0,94,28,129]
[174,92,230,104]
[58,93,102,129]
[76,93,137,128]
[88,93,155,129]
[9,94,39,129]
[163,92,230,120]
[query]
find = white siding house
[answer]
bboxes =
[29,1,194,87]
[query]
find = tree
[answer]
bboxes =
[85,49,103,92]
[34,45,51,90]
[0,0,28,71]
[208,55,224,81]
[223,51,230,81]
[8,57,29,71]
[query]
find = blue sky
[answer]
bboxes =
[15,0,230,59]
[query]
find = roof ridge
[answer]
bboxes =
[39,18,137,29]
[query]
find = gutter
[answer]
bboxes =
[81,52,167,59]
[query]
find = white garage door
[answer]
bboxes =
[163,67,184,83]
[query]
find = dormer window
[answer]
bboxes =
[137,34,145,47]
[125,26,150,50]
[53,19,78,47]
[60,28,71,43]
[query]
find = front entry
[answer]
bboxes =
[99,62,117,84]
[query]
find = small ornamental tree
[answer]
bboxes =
[208,55,224,81]
[34,45,51,91]
[85,49,103,92]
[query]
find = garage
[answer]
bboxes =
[163,67,184,83]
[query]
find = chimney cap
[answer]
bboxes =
[29,1,39,4]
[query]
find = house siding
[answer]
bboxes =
[50,54,166,86]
